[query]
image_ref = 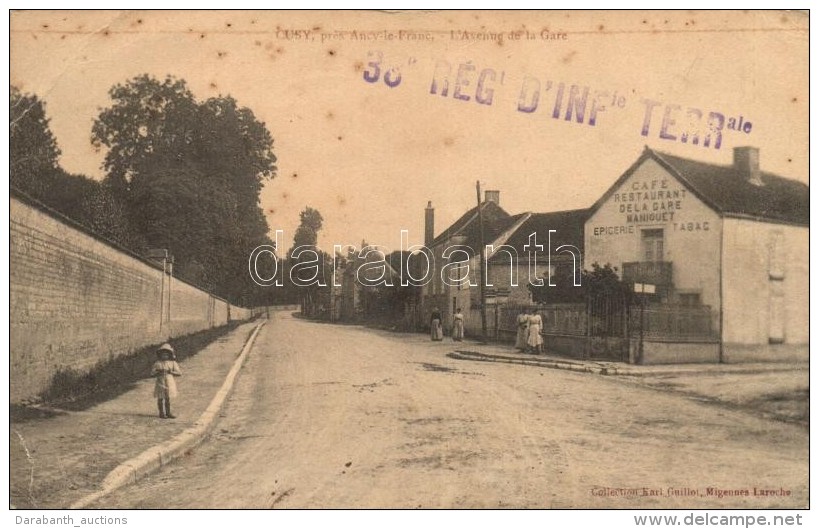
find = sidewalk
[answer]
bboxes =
[10,320,263,509]
[449,340,807,377]
[449,339,808,426]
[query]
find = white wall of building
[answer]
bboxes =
[584,158,723,319]
[721,218,809,348]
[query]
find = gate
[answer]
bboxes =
[587,292,631,361]
[499,294,717,363]
[500,299,629,361]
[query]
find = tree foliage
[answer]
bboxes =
[286,207,331,313]
[291,207,324,249]
[92,75,276,197]
[582,262,632,298]
[10,86,61,190]
[528,261,631,305]
[10,86,143,250]
[91,74,278,303]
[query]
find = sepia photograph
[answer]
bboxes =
[8,9,809,515]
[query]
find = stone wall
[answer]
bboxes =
[10,193,253,402]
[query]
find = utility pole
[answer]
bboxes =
[476,181,487,342]
[147,248,170,334]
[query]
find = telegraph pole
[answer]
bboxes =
[476,181,488,342]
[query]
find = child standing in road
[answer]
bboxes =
[152,343,182,419]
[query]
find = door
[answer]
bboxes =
[769,281,785,343]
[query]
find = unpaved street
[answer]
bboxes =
[95,313,807,508]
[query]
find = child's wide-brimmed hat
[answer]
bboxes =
[156,343,176,359]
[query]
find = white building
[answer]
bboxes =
[585,146,808,363]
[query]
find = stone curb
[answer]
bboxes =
[449,350,619,375]
[449,349,805,377]
[70,320,267,509]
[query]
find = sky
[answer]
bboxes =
[10,10,809,254]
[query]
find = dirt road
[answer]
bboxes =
[95,313,807,508]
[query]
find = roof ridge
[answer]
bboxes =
[486,211,533,250]
[649,147,806,186]
[589,147,807,226]
[528,208,590,216]
[430,200,510,247]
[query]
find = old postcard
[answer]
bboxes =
[9,10,809,513]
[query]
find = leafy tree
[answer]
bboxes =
[582,262,632,297]
[195,97,276,208]
[291,207,324,249]
[91,74,278,303]
[79,181,146,250]
[287,207,333,315]
[92,75,276,196]
[9,86,143,250]
[10,86,61,192]
[582,262,633,337]
[91,75,198,192]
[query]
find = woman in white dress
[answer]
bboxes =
[515,310,529,351]
[527,308,543,354]
[152,343,182,419]
[452,308,464,341]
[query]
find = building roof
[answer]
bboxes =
[385,250,408,273]
[430,200,516,254]
[654,150,809,225]
[590,147,809,226]
[494,209,589,261]
[343,245,400,282]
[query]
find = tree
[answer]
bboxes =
[10,86,61,192]
[78,181,146,251]
[92,75,276,196]
[582,262,632,297]
[91,75,198,193]
[287,207,331,315]
[9,86,144,250]
[195,96,277,208]
[91,74,278,303]
[292,207,324,249]
[582,262,633,337]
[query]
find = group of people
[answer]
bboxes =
[515,307,543,354]
[429,306,543,354]
[429,307,464,342]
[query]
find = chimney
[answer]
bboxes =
[424,201,435,247]
[733,146,763,186]
[484,190,500,205]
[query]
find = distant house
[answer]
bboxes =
[339,244,400,322]
[421,191,586,337]
[386,250,425,330]
[585,146,808,363]
[417,146,806,364]
[489,209,588,305]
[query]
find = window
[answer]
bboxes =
[768,231,785,280]
[641,229,664,262]
[769,280,785,343]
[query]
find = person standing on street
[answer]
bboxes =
[430,308,444,341]
[152,343,182,419]
[452,308,464,341]
[527,307,544,354]
[515,309,530,351]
